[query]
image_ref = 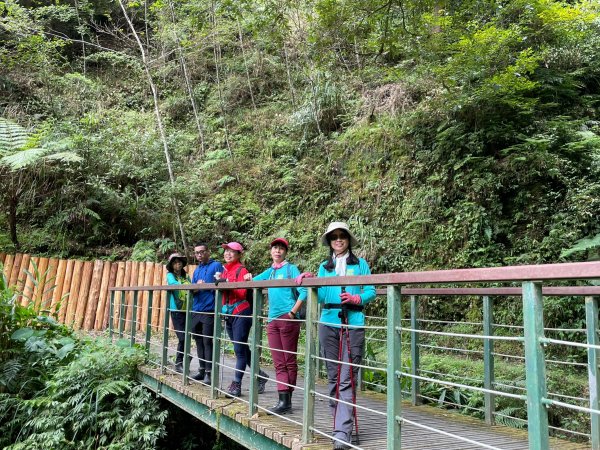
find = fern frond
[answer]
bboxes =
[1,147,46,170]
[0,118,28,154]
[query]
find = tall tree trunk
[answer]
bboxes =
[237,20,256,111]
[168,0,206,154]
[211,1,233,157]
[117,0,189,255]
[7,195,19,249]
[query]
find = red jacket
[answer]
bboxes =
[222,260,250,315]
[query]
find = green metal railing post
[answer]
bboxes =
[211,290,223,399]
[131,291,138,346]
[410,295,420,405]
[119,292,126,338]
[182,291,193,385]
[249,288,263,416]
[316,303,323,379]
[483,295,495,425]
[387,285,402,450]
[109,291,115,340]
[586,296,600,450]
[162,293,170,374]
[522,281,549,450]
[145,291,153,355]
[302,287,318,443]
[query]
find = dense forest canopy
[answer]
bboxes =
[1,0,599,273]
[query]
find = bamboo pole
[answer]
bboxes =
[83,260,104,330]
[17,254,34,306]
[125,261,138,332]
[159,264,167,330]
[33,257,49,310]
[58,259,75,323]
[135,261,146,331]
[3,254,14,281]
[95,261,114,330]
[113,262,126,329]
[51,259,68,319]
[74,261,94,329]
[40,257,58,312]
[140,261,154,331]
[0,252,6,266]
[8,253,23,287]
[64,260,84,326]
[151,262,163,328]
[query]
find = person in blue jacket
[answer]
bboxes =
[315,222,375,450]
[244,238,307,414]
[165,253,191,373]
[190,243,224,383]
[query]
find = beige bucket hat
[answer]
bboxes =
[320,221,359,247]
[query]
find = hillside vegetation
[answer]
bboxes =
[1,0,599,273]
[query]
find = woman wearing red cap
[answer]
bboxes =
[244,238,306,414]
[165,253,191,373]
[219,242,268,397]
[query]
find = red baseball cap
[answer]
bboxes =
[270,237,289,249]
[221,242,244,252]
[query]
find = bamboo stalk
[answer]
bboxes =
[125,261,138,332]
[83,260,104,330]
[135,261,148,331]
[74,261,94,329]
[95,262,114,330]
[41,257,59,312]
[158,264,167,330]
[3,254,14,281]
[33,257,49,310]
[64,260,84,326]
[17,254,32,305]
[8,253,22,287]
[140,261,154,331]
[151,262,163,328]
[51,259,68,319]
[0,252,6,266]
[112,262,126,329]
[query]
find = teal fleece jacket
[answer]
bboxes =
[253,262,307,322]
[317,257,376,328]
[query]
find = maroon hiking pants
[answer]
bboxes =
[267,313,301,392]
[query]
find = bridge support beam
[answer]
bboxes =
[138,371,288,450]
[522,281,549,450]
[302,287,318,443]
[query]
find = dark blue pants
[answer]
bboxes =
[225,311,252,382]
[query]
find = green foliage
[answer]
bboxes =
[0,263,167,449]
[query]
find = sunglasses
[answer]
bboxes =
[329,233,349,241]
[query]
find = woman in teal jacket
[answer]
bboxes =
[315,222,375,450]
[165,253,191,373]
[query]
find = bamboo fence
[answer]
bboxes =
[0,252,197,333]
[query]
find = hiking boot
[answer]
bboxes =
[332,440,351,450]
[175,362,183,373]
[202,372,211,384]
[225,381,242,398]
[257,371,269,394]
[268,391,292,415]
[191,369,205,381]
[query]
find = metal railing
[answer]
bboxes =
[109,261,600,450]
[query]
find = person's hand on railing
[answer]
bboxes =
[243,273,252,281]
[214,272,227,286]
[295,272,313,285]
[340,292,361,305]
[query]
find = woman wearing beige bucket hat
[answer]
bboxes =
[165,253,191,373]
[311,222,375,449]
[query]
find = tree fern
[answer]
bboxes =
[0,118,29,156]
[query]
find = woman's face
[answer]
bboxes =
[328,229,349,255]
[270,244,287,264]
[172,260,183,272]
[223,248,240,263]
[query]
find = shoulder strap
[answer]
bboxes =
[235,265,245,280]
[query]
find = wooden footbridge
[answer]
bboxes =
[107,261,600,450]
